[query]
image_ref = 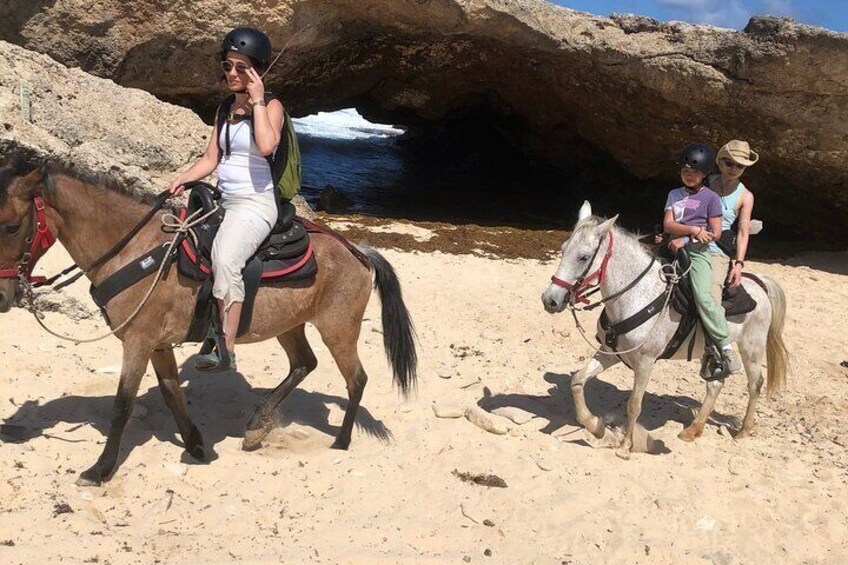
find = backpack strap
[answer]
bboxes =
[216,94,236,158]
[216,92,290,191]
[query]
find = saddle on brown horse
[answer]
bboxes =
[89,182,318,344]
[176,183,317,343]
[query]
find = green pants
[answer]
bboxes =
[685,244,730,348]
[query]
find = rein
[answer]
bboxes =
[549,229,689,357]
[22,203,220,345]
[0,171,213,344]
[550,230,614,306]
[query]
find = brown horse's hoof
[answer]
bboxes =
[185,444,207,461]
[76,471,103,487]
[330,437,351,450]
[242,427,269,451]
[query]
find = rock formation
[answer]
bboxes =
[0,40,312,216]
[1,1,846,238]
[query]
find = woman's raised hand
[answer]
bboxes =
[245,67,265,103]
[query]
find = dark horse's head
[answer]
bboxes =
[0,156,48,312]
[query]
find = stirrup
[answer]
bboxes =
[194,325,236,372]
[699,344,728,381]
[194,347,237,372]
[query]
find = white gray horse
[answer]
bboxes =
[541,202,789,458]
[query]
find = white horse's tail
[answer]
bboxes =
[761,275,790,398]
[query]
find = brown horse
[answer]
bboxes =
[0,159,417,486]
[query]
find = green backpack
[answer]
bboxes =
[217,93,301,200]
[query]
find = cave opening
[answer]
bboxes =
[294,105,662,231]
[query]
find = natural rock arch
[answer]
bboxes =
[1,0,846,238]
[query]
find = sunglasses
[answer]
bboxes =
[220,60,252,74]
[720,158,746,169]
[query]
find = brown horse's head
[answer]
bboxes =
[0,160,49,312]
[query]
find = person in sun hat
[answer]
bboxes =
[707,139,759,291]
[662,142,741,379]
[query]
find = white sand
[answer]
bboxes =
[1,244,847,563]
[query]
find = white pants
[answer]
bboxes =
[211,191,278,306]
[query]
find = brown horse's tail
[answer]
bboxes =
[761,275,790,398]
[359,246,418,398]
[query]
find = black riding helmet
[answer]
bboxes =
[220,27,272,70]
[678,143,715,175]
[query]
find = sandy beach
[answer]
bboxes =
[1,219,846,564]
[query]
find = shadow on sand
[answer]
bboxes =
[0,355,391,470]
[476,371,740,453]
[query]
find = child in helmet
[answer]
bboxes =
[663,143,741,379]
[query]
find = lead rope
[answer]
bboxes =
[568,259,693,357]
[20,204,220,345]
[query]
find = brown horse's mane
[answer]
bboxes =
[0,166,14,208]
[0,152,164,208]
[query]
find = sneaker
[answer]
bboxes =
[194,349,237,372]
[721,346,742,374]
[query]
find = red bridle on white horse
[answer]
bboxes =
[550,230,614,305]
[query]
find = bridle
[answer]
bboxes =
[550,230,615,306]
[0,192,57,285]
[0,170,172,302]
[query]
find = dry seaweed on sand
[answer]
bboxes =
[452,469,508,488]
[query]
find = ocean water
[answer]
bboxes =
[293,109,411,215]
[292,108,574,225]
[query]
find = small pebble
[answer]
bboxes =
[465,407,510,435]
[162,463,187,477]
[436,363,453,379]
[727,456,745,476]
[535,459,554,472]
[432,403,465,419]
[491,406,535,425]
[480,329,502,342]
[696,516,716,531]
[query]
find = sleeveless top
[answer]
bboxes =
[217,117,275,196]
[708,177,746,253]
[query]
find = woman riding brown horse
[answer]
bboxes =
[0,159,417,486]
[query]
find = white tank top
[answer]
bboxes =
[217,118,275,196]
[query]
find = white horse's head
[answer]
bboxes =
[541,201,618,313]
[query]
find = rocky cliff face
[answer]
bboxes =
[0,40,314,216]
[2,1,846,238]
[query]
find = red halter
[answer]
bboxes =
[550,230,614,305]
[0,195,57,284]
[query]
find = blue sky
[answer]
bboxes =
[550,1,847,31]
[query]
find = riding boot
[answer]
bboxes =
[194,326,237,372]
[700,343,729,381]
[194,349,237,372]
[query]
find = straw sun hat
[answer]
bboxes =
[716,139,759,166]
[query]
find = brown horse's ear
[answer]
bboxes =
[18,163,48,198]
